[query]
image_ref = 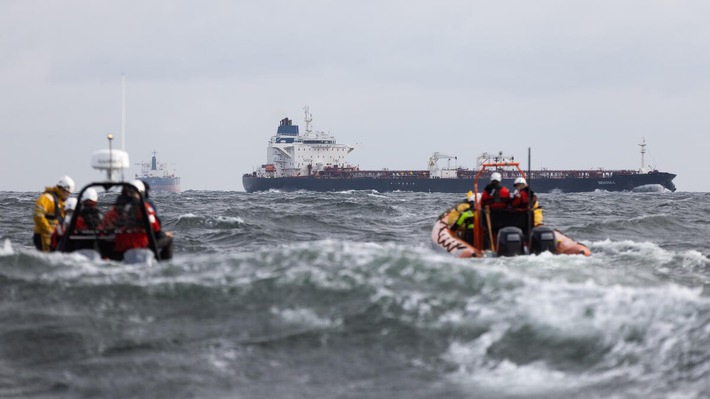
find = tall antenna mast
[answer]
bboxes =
[304,106,312,135]
[121,74,126,151]
[639,137,647,170]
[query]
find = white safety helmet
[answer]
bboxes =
[514,177,527,185]
[64,197,77,211]
[57,175,75,193]
[82,188,98,203]
[130,180,146,194]
[467,191,481,202]
[490,172,502,182]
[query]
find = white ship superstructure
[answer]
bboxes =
[259,106,355,177]
[135,151,181,192]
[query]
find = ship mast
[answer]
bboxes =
[639,137,647,170]
[304,106,312,135]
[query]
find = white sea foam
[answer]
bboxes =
[212,215,244,224]
[271,306,342,329]
[443,268,710,395]
[0,239,13,255]
[632,184,666,193]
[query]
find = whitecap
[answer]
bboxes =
[0,239,14,255]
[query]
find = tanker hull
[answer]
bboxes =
[243,172,676,193]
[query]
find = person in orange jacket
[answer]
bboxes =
[33,176,75,252]
[480,172,510,209]
[510,177,543,226]
[74,188,103,232]
[141,180,174,260]
[68,188,104,251]
[100,180,160,260]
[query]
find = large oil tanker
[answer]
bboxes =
[135,151,181,193]
[242,108,676,194]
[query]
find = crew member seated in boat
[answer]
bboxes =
[71,188,104,250]
[446,191,479,244]
[140,180,174,260]
[481,172,510,209]
[100,181,161,261]
[510,177,543,227]
[51,197,77,251]
[33,175,75,252]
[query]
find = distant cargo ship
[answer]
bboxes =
[135,151,181,193]
[242,107,676,194]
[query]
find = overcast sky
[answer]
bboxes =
[1,1,708,192]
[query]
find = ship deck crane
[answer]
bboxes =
[429,152,457,171]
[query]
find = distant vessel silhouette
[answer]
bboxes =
[136,151,181,193]
[242,107,676,193]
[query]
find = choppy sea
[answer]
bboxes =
[1,189,709,399]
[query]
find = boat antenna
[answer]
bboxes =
[121,74,126,181]
[639,137,646,170]
[304,106,312,135]
[108,133,114,181]
[121,74,125,151]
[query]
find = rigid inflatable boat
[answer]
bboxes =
[431,158,590,258]
[56,135,164,264]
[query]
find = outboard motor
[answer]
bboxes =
[496,226,525,257]
[530,226,557,255]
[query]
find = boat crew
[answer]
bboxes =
[481,173,510,209]
[100,180,161,260]
[448,191,480,244]
[140,180,174,260]
[66,188,104,251]
[50,197,77,251]
[510,177,543,226]
[75,188,103,231]
[33,175,75,252]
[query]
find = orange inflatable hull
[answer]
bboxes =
[554,229,591,256]
[431,211,591,257]
[431,212,481,258]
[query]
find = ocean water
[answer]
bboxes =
[1,189,709,398]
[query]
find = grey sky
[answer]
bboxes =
[1,0,707,192]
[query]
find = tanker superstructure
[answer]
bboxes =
[135,151,181,193]
[243,108,676,193]
[260,107,355,179]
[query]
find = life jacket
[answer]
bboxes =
[45,192,63,223]
[448,201,472,229]
[454,206,476,230]
[511,187,533,209]
[103,200,160,253]
[511,187,543,226]
[50,207,69,251]
[481,183,509,209]
[76,206,102,231]
[448,201,476,244]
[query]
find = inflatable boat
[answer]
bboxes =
[57,180,163,264]
[431,159,590,258]
[56,135,164,264]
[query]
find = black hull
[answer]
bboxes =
[243,172,676,193]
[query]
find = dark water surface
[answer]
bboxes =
[1,189,709,398]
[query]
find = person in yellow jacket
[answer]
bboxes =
[447,191,480,244]
[33,176,75,252]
